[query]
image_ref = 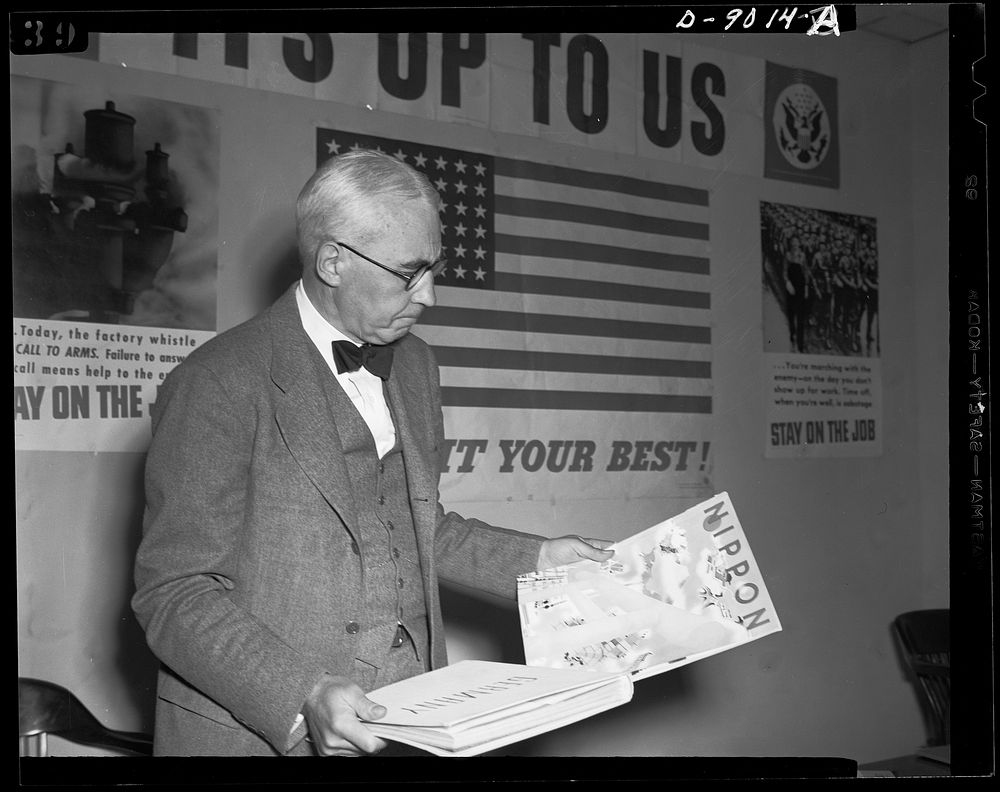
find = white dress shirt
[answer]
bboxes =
[295,280,397,458]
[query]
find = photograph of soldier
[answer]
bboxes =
[858,230,880,356]
[761,201,878,357]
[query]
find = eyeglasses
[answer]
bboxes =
[335,240,447,292]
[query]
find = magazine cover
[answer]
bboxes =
[518,492,781,680]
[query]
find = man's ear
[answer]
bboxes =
[314,241,343,287]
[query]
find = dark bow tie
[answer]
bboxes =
[332,340,394,380]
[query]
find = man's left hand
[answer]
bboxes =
[537,536,614,571]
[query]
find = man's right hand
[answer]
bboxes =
[301,673,389,756]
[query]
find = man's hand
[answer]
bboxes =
[537,536,615,571]
[301,673,388,756]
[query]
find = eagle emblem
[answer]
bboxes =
[772,82,831,170]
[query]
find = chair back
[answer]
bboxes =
[19,677,153,756]
[892,609,950,746]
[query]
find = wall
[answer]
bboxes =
[15,19,949,765]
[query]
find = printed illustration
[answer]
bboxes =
[761,201,878,358]
[518,493,781,680]
[763,61,839,189]
[11,76,219,330]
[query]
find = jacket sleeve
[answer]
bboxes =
[418,343,544,599]
[434,505,545,600]
[132,361,328,754]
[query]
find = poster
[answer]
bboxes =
[317,127,714,502]
[763,60,840,189]
[11,76,220,452]
[13,320,214,452]
[97,32,764,177]
[760,200,881,458]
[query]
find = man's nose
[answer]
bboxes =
[411,274,437,308]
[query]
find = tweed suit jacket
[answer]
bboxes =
[132,286,543,756]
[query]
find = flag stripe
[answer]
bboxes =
[495,216,710,259]
[494,157,710,206]
[495,234,710,275]
[439,368,712,397]
[491,272,709,309]
[440,287,708,326]
[441,387,713,413]
[494,175,710,224]
[421,306,711,344]
[415,327,710,361]
[495,255,710,293]
[494,196,710,241]
[433,346,711,378]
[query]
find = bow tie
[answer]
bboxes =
[332,340,394,380]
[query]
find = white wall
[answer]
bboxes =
[15,19,950,765]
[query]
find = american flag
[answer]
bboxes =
[317,128,711,414]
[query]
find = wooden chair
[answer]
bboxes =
[892,609,950,747]
[19,677,153,756]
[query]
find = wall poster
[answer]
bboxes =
[763,60,840,189]
[12,76,219,452]
[761,200,881,458]
[318,127,714,503]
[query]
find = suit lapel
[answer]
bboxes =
[386,345,439,558]
[268,289,359,540]
[386,346,445,665]
[266,288,441,559]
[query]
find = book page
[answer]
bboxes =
[518,492,781,679]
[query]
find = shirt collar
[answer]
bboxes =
[295,280,359,374]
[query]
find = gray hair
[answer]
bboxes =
[296,148,441,270]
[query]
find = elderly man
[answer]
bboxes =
[132,149,612,757]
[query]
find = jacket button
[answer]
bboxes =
[351,541,360,555]
[392,547,400,559]
[345,621,360,634]
[397,578,405,588]
[377,495,386,505]
[386,520,394,531]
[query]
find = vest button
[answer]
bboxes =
[397,578,405,588]
[345,620,360,634]
[392,547,400,558]
[386,521,394,531]
[378,462,385,473]
[377,495,386,505]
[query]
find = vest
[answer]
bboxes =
[319,360,430,690]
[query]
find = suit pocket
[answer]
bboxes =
[158,674,242,731]
[353,657,379,692]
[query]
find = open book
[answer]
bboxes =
[360,493,775,757]
[518,492,781,680]
[361,660,633,757]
